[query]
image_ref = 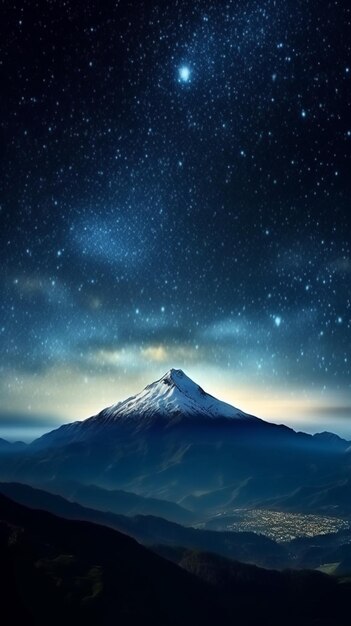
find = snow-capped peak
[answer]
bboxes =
[98,368,258,423]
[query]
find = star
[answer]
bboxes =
[274,316,282,328]
[178,65,191,83]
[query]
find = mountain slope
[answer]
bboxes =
[0,438,26,452]
[0,482,288,568]
[37,480,195,524]
[33,368,259,449]
[153,546,351,626]
[0,492,226,626]
[1,490,351,626]
[259,478,351,517]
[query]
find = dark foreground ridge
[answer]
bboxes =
[1,491,351,626]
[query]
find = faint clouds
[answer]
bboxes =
[11,274,70,306]
[89,343,201,371]
[91,347,138,369]
[329,257,351,274]
[205,318,249,341]
[142,345,168,362]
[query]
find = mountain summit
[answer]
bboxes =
[98,368,257,424]
[32,368,259,451]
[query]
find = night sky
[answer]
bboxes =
[1,0,351,440]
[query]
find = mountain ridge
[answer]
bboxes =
[1,488,351,626]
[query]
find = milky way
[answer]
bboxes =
[1,0,350,438]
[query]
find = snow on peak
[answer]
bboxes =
[160,368,206,395]
[100,368,257,423]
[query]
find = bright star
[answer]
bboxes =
[179,66,191,82]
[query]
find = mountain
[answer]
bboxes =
[286,528,351,570]
[0,438,26,452]
[33,368,259,449]
[98,368,258,422]
[0,482,288,568]
[312,432,351,451]
[3,480,351,572]
[153,546,351,626]
[1,490,350,626]
[0,369,350,511]
[0,492,224,626]
[258,478,351,517]
[36,480,196,524]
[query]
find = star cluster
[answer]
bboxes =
[1,0,350,438]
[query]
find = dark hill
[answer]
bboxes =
[0,492,225,626]
[0,481,288,568]
[154,546,351,626]
[1,492,350,626]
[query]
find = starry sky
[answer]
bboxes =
[1,0,351,441]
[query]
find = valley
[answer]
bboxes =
[202,508,350,542]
